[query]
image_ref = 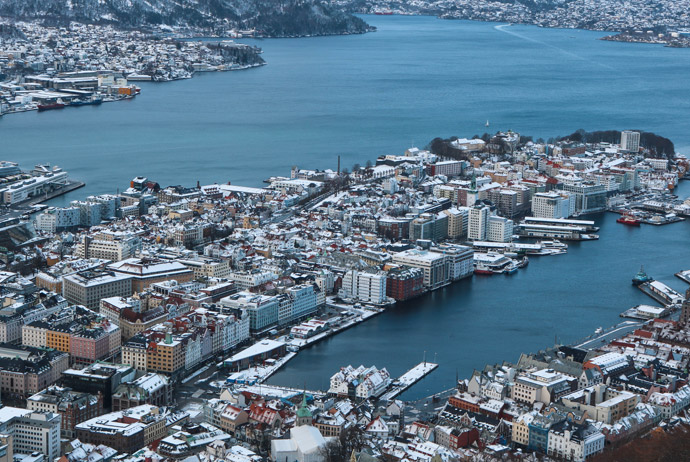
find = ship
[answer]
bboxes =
[632,266,653,286]
[71,98,103,107]
[474,262,494,275]
[617,213,641,226]
[485,119,490,127]
[375,11,393,15]
[37,102,65,111]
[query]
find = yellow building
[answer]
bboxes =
[46,330,71,353]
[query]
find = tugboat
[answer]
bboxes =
[617,212,641,226]
[632,266,653,286]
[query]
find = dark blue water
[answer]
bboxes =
[2,15,689,204]
[2,15,689,398]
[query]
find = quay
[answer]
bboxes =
[620,304,670,320]
[14,179,85,209]
[379,362,439,401]
[637,280,684,306]
[675,269,690,285]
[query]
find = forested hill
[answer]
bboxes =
[0,0,373,37]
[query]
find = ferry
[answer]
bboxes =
[617,213,641,226]
[632,266,653,286]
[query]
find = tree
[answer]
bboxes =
[365,160,373,168]
[352,163,361,172]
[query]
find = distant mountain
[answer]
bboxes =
[0,0,373,36]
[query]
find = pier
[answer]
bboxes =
[379,362,439,401]
[637,280,684,306]
[675,270,690,285]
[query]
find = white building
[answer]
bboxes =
[270,425,328,462]
[648,385,690,420]
[0,407,62,462]
[340,270,387,305]
[329,365,391,399]
[391,249,449,290]
[620,130,640,153]
[220,292,279,333]
[34,206,81,233]
[429,244,474,280]
[0,168,69,204]
[546,421,605,462]
[229,270,277,290]
[487,215,513,243]
[468,205,490,241]
[532,192,575,219]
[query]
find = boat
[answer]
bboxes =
[474,263,494,275]
[71,97,103,107]
[517,257,529,268]
[632,266,653,286]
[37,102,65,111]
[504,262,518,274]
[594,327,603,335]
[617,213,641,226]
[375,11,393,15]
[540,240,568,250]
[485,119,490,127]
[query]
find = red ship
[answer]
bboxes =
[38,103,66,111]
[617,213,641,226]
[375,11,393,15]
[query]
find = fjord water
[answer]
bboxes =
[2,15,690,398]
[2,15,690,199]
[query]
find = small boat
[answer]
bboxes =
[517,257,529,268]
[594,327,603,335]
[632,266,653,286]
[617,213,641,226]
[485,119,490,127]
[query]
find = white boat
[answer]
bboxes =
[485,120,490,127]
[594,327,603,335]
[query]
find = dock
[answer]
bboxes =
[19,179,85,207]
[379,362,439,401]
[675,270,690,285]
[620,304,670,320]
[638,281,684,306]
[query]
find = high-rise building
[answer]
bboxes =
[620,131,640,153]
[532,192,574,219]
[468,205,490,241]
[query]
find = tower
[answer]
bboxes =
[681,288,690,326]
[296,392,312,426]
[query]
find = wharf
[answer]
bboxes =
[675,270,690,285]
[220,351,298,386]
[379,362,439,402]
[637,281,684,306]
[620,304,670,320]
[14,179,85,208]
[287,303,384,349]
[234,383,326,400]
